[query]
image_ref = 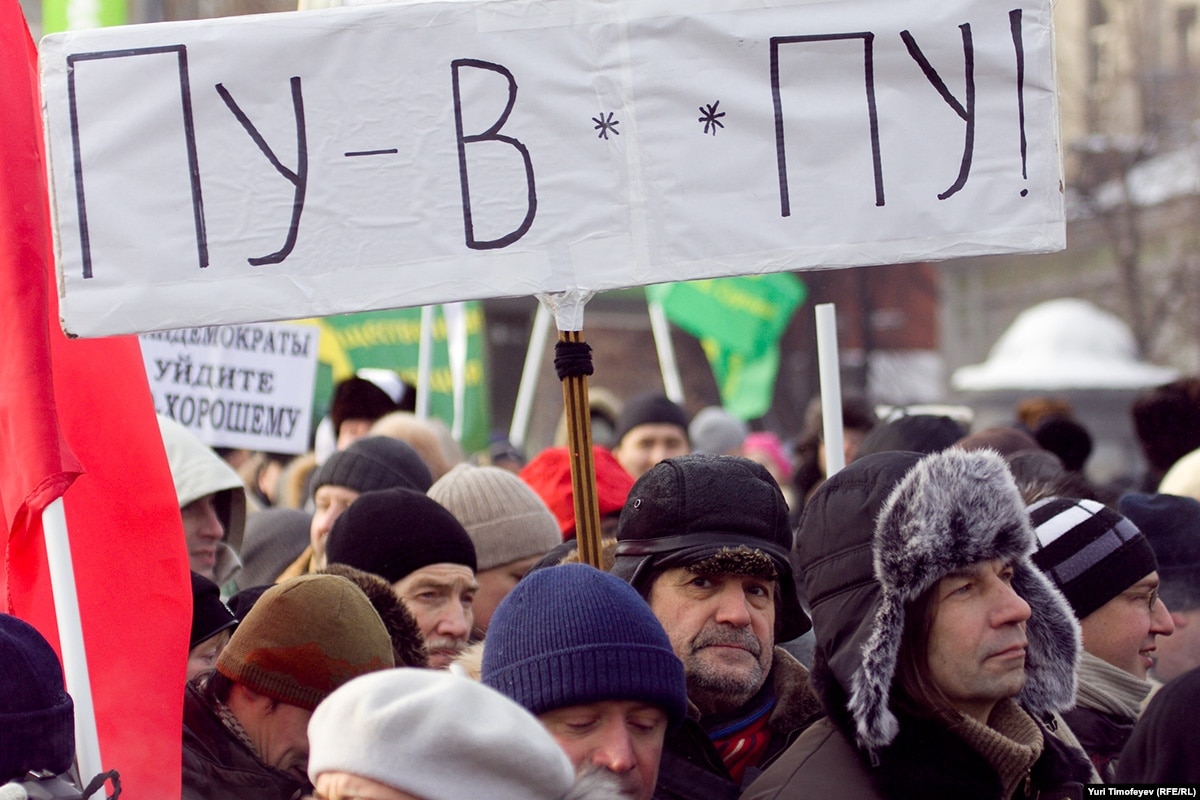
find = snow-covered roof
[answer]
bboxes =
[1066,142,1200,220]
[951,298,1179,391]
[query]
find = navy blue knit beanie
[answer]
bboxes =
[1118,492,1200,611]
[482,564,687,724]
[325,487,476,583]
[0,614,75,781]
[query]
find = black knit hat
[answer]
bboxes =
[482,564,687,724]
[612,454,810,640]
[330,376,399,436]
[0,614,75,781]
[1029,497,1158,619]
[325,488,477,583]
[1118,492,1200,611]
[613,393,690,446]
[854,414,966,460]
[310,435,433,499]
[190,571,238,649]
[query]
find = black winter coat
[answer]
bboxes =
[182,681,306,800]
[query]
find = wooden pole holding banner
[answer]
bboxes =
[814,303,846,477]
[540,292,603,568]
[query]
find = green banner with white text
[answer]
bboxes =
[303,303,489,453]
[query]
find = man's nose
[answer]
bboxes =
[437,604,470,638]
[1151,597,1176,638]
[197,505,224,541]
[590,721,636,774]
[713,584,753,627]
[992,580,1032,627]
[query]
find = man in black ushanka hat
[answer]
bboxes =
[611,454,821,800]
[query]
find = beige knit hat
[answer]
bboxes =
[216,574,395,711]
[428,464,560,571]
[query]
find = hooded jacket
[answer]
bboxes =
[159,416,247,586]
[743,450,1093,800]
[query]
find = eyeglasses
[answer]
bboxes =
[1124,587,1161,613]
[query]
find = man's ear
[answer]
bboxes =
[1170,610,1189,629]
[230,681,272,708]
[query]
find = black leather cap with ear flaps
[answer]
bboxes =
[612,454,811,640]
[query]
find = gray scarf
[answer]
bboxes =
[1074,651,1151,721]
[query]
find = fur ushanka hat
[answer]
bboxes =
[796,448,1080,756]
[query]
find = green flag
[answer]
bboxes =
[42,0,125,34]
[648,274,805,420]
[304,303,489,453]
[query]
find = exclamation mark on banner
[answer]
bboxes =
[1010,8,1028,197]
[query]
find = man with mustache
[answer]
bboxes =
[324,487,478,669]
[611,455,823,800]
[742,449,1094,800]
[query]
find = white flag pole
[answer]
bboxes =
[815,303,846,477]
[509,301,552,451]
[42,496,104,797]
[443,302,468,442]
[647,299,684,404]
[416,305,434,420]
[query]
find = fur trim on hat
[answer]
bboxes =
[848,448,1080,754]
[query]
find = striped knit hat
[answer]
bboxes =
[1028,497,1158,619]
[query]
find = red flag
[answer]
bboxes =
[0,2,191,797]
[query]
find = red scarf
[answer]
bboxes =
[710,710,772,783]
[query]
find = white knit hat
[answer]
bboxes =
[428,464,560,571]
[308,669,576,800]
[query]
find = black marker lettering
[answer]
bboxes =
[901,24,974,200]
[770,33,884,216]
[451,58,537,250]
[67,46,207,277]
[215,76,308,266]
[1010,9,1028,196]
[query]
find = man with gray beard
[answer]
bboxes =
[611,455,823,800]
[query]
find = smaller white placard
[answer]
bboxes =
[140,322,319,453]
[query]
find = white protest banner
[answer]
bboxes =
[139,322,319,453]
[42,0,1061,337]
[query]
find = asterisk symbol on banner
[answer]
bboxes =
[698,101,725,135]
[593,112,620,140]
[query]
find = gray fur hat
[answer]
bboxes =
[798,448,1080,755]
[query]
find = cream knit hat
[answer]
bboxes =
[428,464,560,570]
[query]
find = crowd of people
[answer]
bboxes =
[5,373,1200,800]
